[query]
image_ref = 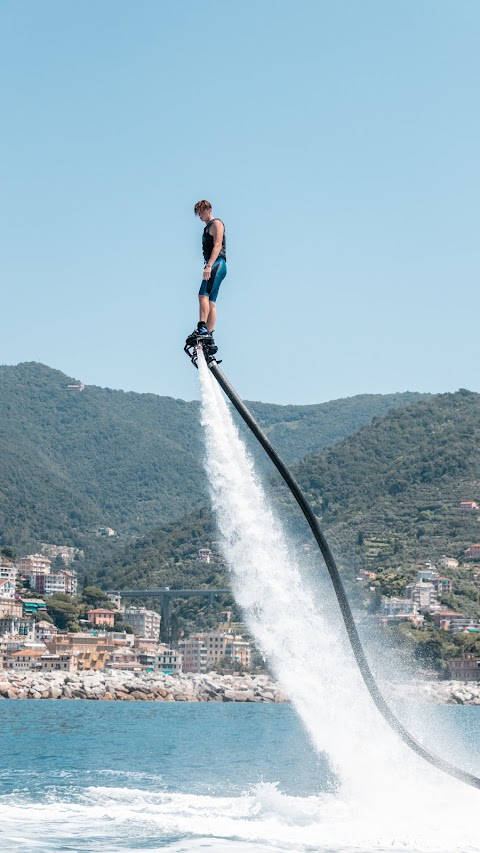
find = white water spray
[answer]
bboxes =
[198,351,480,829]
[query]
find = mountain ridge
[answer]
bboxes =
[0,360,427,552]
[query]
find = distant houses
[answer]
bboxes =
[87,608,115,629]
[464,544,480,560]
[376,561,480,644]
[17,553,78,596]
[449,655,480,680]
[0,577,253,678]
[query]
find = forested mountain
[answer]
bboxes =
[97,391,480,611]
[93,507,222,591]
[0,362,201,546]
[3,370,474,667]
[291,389,480,597]
[246,392,427,462]
[0,361,424,551]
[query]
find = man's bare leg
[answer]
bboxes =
[199,295,210,325]
[207,302,216,333]
[198,296,216,334]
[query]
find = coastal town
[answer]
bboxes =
[0,547,255,679]
[354,503,480,681]
[0,502,479,696]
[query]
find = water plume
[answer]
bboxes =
[198,349,479,822]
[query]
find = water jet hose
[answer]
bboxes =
[208,360,480,791]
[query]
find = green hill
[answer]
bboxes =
[0,362,202,547]
[246,392,427,463]
[0,361,424,551]
[291,389,480,600]
[98,390,480,601]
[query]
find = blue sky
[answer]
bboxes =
[1,1,479,404]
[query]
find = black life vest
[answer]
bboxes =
[202,218,226,263]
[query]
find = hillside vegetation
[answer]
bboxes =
[93,390,480,664]
[94,391,480,598]
[0,361,423,552]
[246,391,427,463]
[291,390,480,587]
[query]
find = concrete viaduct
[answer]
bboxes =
[109,587,231,632]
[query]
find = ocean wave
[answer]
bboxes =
[0,782,479,853]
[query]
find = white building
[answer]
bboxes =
[416,569,439,583]
[198,548,211,563]
[158,648,182,673]
[0,578,17,599]
[28,569,78,597]
[34,620,59,643]
[107,592,123,611]
[123,607,161,639]
[0,564,18,584]
[0,616,32,638]
[37,653,78,672]
[138,647,183,673]
[381,597,417,617]
[47,570,78,596]
[405,582,437,610]
[439,556,459,570]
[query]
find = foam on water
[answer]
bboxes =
[1,782,479,852]
[197,352,480,842]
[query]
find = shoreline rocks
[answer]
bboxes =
[0,672,479,704]
[387,679,480,706]
[0,671,288,702]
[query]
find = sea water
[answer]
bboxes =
[0,701,479,852]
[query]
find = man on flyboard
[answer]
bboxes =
[185,200,227,357]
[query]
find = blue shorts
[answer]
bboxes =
[198,257,227,303]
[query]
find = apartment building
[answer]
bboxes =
[138,647,183,673]
[404,582,437,609]
[0,564,18,584]
[0,579,17,599]
[123,607,161,639]
[0,598,23,619]
[35,569,78,596]
[178,637,208,673]
[198,631,251,671]
[17,554,51,576]
[449,655,480,680]
[34,620,59,643]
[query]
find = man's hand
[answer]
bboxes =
[203,264,212,281]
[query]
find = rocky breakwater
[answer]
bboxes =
[388,679,480,705]
[0,670,288,702]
